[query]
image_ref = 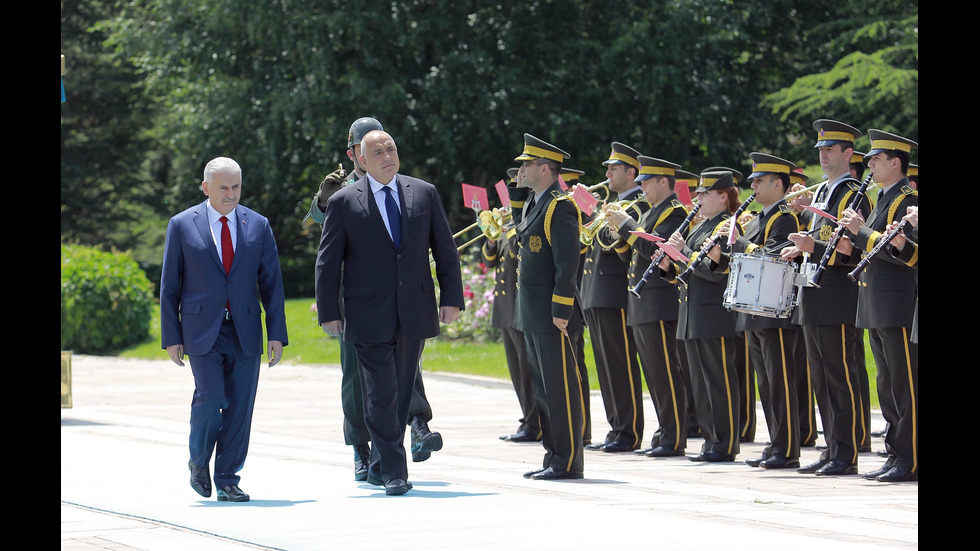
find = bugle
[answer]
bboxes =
[808,173,873,287]
[676,193,756,286]
[630,203,701,297]
[455,208,506,251]
[784,182,822,202]
[585,180,611,203]
[847,219,908,281]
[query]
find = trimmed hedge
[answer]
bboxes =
[61,244,154,354]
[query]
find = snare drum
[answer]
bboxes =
[723,253,799,318]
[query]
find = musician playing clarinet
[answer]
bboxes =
[706,152,802,470]
[658,171,741,463]
[835,130,918,483]
[781,120,873,477]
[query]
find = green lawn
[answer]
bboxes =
[121,297,877,408]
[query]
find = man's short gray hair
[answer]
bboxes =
[204,157,242,183]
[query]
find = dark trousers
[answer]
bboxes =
[188,320,261,488]
[684,336,740,457]
[524,330,585,474]
[869,327,918,472]
[746,327,800,461]
[733,333,756,442]
[585,307,643,447]
[502,326,541,437]
[632,320,687,451]
[354,335,425,483]
[341,336,432,447]
[794,334,818,446]
[804,323,862,465]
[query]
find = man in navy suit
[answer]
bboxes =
[160,156,288,503]
[315,130,464,495]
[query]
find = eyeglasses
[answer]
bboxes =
[521,160,543,170]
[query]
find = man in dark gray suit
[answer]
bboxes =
[315,130,464,495]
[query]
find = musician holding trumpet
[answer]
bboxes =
[780,120,873,476]
[833,130,918,483]
[604,156,691,457]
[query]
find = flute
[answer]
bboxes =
[847,219,909,281]
[630,203,701,298]
[677,193,756,286]
[808,173,873,288]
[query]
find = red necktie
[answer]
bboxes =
[220,216,234,311]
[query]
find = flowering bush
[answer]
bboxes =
[437,248,501,342]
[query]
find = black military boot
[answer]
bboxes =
[410,414,443,462]
[353,442,370,481]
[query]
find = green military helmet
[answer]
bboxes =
[347,117,384,149]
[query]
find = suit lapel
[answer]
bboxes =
[398,177,412,246]
[193,201,225,272]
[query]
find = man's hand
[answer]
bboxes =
[267,340,284,367]
[787,232,815,254]
[317,168,347,205]
[321,320,344,337]
[553,317,569,335]
[167,344,185,366]
[439,306,461,324]
[837,208,865,235]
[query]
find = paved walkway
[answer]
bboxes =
[61,354,917,550]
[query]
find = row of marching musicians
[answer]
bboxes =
[481,120,917,483]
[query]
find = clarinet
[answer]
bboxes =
[677,193,756,286]
[630,203,701,298]
[808,173,873,288]
[847,219,909,281]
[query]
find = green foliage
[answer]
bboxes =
[61,244,155,354]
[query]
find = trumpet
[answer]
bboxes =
[584,180,611,203]
[784,182,822,202]
[455,208,507,251]
[580,197,642,247]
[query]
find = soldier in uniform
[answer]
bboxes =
[485,168,541,443]
[837,129,918,482]
[306,117,443,478]
[509,133,586,480]
[580,142,648,453]
[711,153,802,469]
[659,171,742,462]
[782,120,872,476]
[606,157,690,457]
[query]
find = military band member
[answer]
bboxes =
[580,142,648,453]
[782,120,872,476]
[836,129,918,482]
[606,157,690,457]
[659,171,741,462]
[510,133,586,480]
[486,168,541,443]
[710,153,801,469]
[788,169,819,449]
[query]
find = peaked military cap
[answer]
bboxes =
[748,152,798,179]
[908,164,918,178]
[506,167,519,183]
[515,133,570,163]
[695,170,735,193]
[634,156,681,182]
[790,168,810,186]
[560,168,585,185]
[703,165,744,185]
[850,151,866,165]
[813,119,862,148]
[867,129,917,156]
[601,141,641,170]
[676,169,701,188]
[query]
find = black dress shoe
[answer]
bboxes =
[586,439,611,451]
[188,460,212,498]
[353,443,370,482]
[646,446,685,457]
[876,464,917,482]
[530,466,584,480]
[797,459,828,474]
[744,455,768,468]
[505,429,541,443]
[523,467,547,479]
[601,439,636,453]
[384,479,413,495]
[861,459,896,480]
[760,456,800,469]
[635,446,655,455]
[217,485,250,502]
[814,459,858,476]
[691,451,736,462]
